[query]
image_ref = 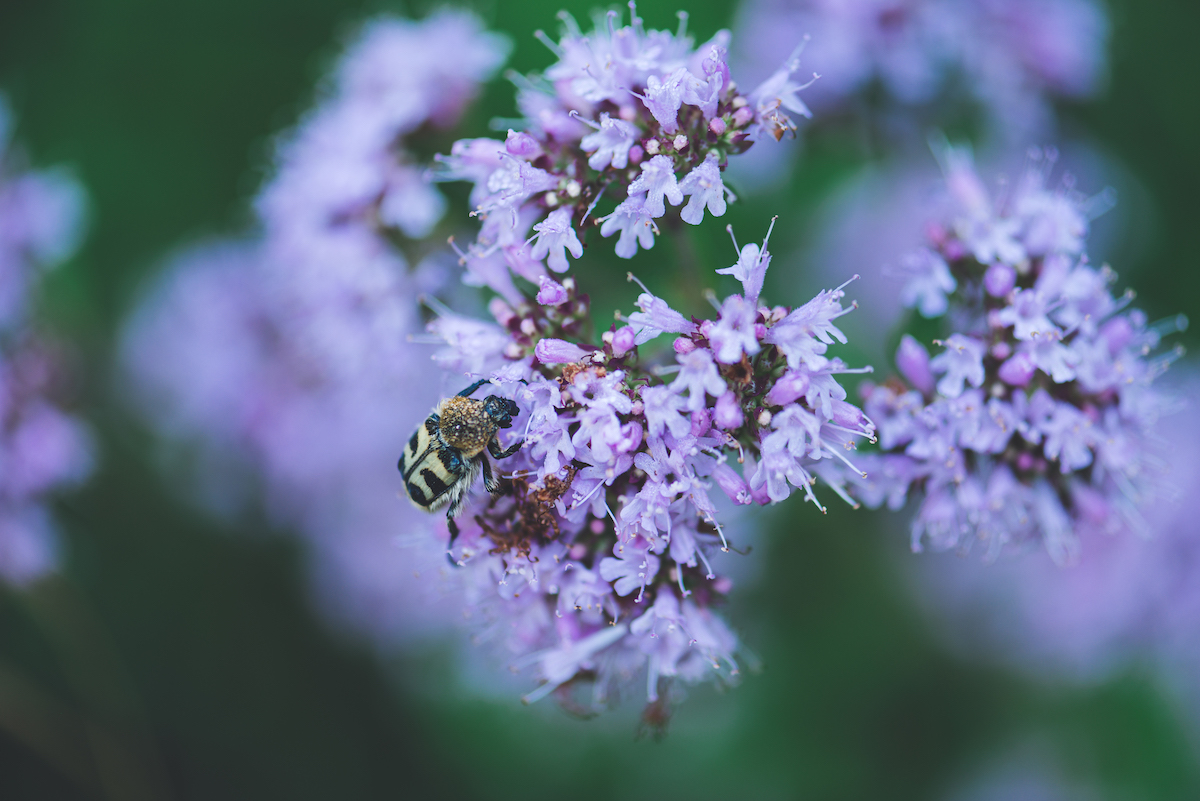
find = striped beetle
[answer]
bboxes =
[398,379,523,550]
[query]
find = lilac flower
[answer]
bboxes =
[708,294,760,364]
[529,208,584,272]
[995,288,1058,340]
[600,197,657,259]
[929,334,986,398]
[535,338,589,365]
[599,542,661,599]
[579,114,637,170]
[641,385,692,440]
[834,151,1184,562]
[670,349,727,411]
[535,275,568,306]
[746,50,815,141]
[439,7,808,271]
[896,335,935,395]
[626,282,695,344]
[628,155,684,218]
[678,154,728,225]
[0,105,86,328]
[716,219,774,304]
[641,68,690,133]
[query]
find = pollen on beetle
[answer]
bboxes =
[438,397,493,456]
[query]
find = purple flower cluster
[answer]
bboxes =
[437,4,814,298]
[419,222,874,715]
[0,99,92,584]
[837,148,1184,563]
[257,10,509,263]
[733,0,1108,142]
[122,13,508,639]
[906,368,1200,687]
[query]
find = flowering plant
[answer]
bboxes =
[840,147,1185,563]
[422,218,874,717]
[438,3,816,301]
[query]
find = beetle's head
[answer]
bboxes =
[482,395,519,428]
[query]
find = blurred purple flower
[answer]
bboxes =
[732,0,1108,143]
[833,148,1184,564]
[0,99,92,585]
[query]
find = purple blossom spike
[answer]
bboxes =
[834,150,1184,562]
[436,8,802,275]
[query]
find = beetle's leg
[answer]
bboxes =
[490,437,524,459]
[481,454,501,493]
[456,379,491,398]
[445,513,461,568]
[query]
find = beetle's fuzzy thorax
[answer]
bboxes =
[437,396,495,457]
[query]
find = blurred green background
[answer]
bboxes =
[0,0,1198,798]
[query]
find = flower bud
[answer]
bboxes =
[612,325,637,357]
[998,351,1036,386]
[713,391,744,430]
[535,338,589,364]
[895,335,935,395]
[984,262,1017,297]
[505,129,540,158]
[536,275,569,306]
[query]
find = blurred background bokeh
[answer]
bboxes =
[0,0,1198,798]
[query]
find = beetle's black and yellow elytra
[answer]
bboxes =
[399,379,523,549]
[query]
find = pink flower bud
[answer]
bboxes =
[712,462,752,505]
[505,129,540,158]
[488,297,516,327]
[535,338,588,364]
[998,351,1036,386]
[984,262,1016,297]
[612,325,636,357]
[536,275,568,306]
[765,369,809,407]
[895,335,934,395]
[713,390,744,429]
[673,336,696,355]
[709,117,727,136]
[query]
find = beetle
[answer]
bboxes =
[398,379,523,551]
